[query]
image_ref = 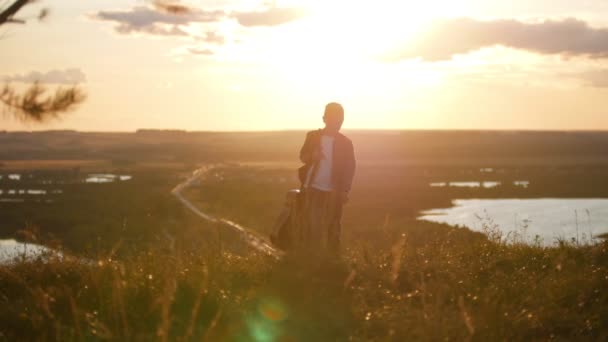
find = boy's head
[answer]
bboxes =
[323,102,344,133]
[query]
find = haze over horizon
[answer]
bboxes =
[3,0,608,131]
[3,128,608,134]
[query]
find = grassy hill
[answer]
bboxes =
[0,131,607,340]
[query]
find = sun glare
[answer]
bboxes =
[242,0,461,95]
[299,0,430,59]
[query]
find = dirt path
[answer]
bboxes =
[172,166,284,259]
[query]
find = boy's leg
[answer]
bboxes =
[299,188,320,248]
[308,189,329,247]
[298,189,312,247]
[327,193,343,253]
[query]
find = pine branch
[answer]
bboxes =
[0,0,30,26]
[1,82,86,122]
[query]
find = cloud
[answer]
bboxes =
[196,31,225,45]
[579,69,608,87]
[169,30,226,57]
[185,46,215,55]
[2,68,86,84]
[92,4,306,37]
[232,7,307,27]
[92,6,225,37]
[393,18,608,61]
[170,42,217,58]
[91,4,308,58]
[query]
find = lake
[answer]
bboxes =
[418,198,608,246]
[85,174,132,183]
[0,173,132,203]
[0,239,62,264]
[429,180,530,188]
[1,173,133,184]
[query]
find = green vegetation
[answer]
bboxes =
[1,131,607,340]
[0,169,189,255]
[1,200,606,340]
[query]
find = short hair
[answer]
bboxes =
[324,102,344,119]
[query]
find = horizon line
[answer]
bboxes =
[2,128,608,134]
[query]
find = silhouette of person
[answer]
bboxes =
[297,102,356,253]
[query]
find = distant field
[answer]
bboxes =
[186,162,608,239]
[0,130,607,340]
[0,159,109,170]
[2,130,608,165]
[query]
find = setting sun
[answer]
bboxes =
[2,0,608,131]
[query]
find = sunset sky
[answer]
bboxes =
[2,0,608,131]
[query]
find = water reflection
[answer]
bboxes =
[0,172,133,204]
[418,198,608,245]
[430,181,530,188]
[430,181,501,188]
[0,189,59,196]
[85,174,132,183]
[0,239,62,264]
[482,181,501,188]
[1,173,133,184]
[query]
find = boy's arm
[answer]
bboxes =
[299,131,313,164]
[342,139,356,193]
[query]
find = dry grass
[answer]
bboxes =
[1,219,607,341]
[1,163,607,340]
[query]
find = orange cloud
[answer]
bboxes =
[392,18,608,61]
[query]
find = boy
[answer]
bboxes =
[298,102,356,252]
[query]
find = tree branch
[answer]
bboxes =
[0,0,30,26]
[1,82,86,122]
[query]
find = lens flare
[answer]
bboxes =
[245,297,288,342]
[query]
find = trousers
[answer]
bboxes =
[299,187,343,252]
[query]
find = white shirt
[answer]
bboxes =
[305,134,334,191]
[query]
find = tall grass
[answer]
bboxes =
[1,164,607,340]
[1,221,607,341]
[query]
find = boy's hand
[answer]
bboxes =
[340,191,349,204]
